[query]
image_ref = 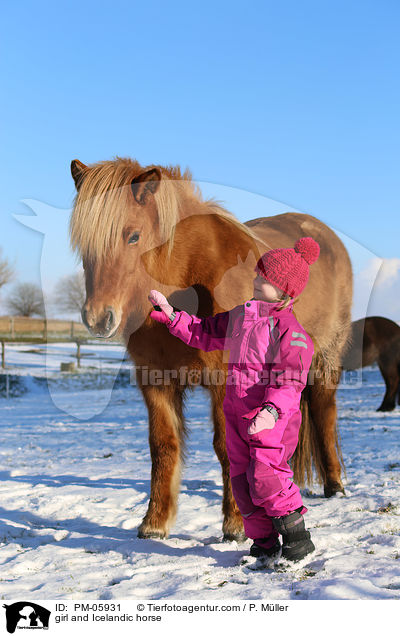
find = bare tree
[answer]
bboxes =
[6,282,45,317]
[53,271,86,317]
[0,248,14,289]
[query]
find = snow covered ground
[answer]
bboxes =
[0,345,399,600]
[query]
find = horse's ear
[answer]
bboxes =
[131,168,162,205]
[71,159,88,191]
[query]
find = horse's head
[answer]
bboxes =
[69,157,267,340]
[70,158,175,339]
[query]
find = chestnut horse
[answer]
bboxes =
[69,157,353,540]
[342,316,400,411]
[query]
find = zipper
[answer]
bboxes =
[235,322,258,395]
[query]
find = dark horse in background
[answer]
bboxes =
[342,316,400,412]
[69,157,353,541]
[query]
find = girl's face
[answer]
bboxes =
[253,273,284,302]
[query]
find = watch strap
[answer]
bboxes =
[261,403,279,422]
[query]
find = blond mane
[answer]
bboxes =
[70,157,267,262]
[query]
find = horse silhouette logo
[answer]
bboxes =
[3,602,51,633]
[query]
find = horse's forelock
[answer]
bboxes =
[70,159,137,262]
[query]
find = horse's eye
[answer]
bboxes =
[128,232,140,244]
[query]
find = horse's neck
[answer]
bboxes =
[163,196,255,310]
[171,201,231,277]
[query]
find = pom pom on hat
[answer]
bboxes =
[294,237,320,265]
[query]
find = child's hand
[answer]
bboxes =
[148,290,175,325]
[247,409,276,435]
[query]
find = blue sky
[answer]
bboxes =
[1,1,399,319]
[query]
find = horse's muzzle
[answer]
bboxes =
[81,305,119,338]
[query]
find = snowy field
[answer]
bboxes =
[0,343,399,601]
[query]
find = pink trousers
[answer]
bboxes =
[224,391,306,548]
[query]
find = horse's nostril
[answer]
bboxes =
[105,310,113,331]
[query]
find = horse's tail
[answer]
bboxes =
[292,386,319,487]
[292,378,346,489]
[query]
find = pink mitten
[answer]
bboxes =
[247,408,276,435]
[148,290,175,325]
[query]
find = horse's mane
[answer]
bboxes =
[70,156,265,262]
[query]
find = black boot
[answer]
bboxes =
[249,538,281,559]
[272,508,315,562]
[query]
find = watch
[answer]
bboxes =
[261,404,279,422]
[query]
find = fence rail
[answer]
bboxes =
[0,316,88,340]
[0,316,123,369]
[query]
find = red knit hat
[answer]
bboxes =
[254,237,320,299]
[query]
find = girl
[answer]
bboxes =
[148,237,320,564]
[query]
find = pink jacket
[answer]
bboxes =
[167,297,314,422]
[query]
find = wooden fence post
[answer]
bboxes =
[76,341,81,368]
[1,341,4,369]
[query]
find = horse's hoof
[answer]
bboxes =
[377,404,395,412]
[324,483,346,498]
[222,531,247,543]
[137,526,168,539]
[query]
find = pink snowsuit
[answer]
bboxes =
[167,296,314,547]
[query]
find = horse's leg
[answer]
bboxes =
[308,362,345,497]
[376,355,398,411]
[137,377,185,539]
[208,383,245,542]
